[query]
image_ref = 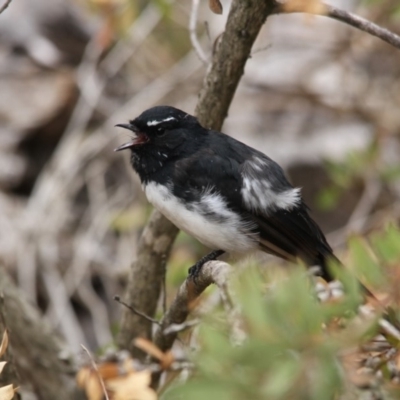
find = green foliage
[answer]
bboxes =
[164,272,370,399]
[370,223,400,263]
[151,0,173,17]
[348,224,400,291]
[317,147,376,210]
[317,144,400,211]
[110,204,152,232]
[348,236,385,288]
[361,0,400,20]
[316,186,341,211]
[163,224,400,399]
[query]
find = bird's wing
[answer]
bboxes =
[238,153,335,275]
[171,145,245,208]
[173,133,334,277]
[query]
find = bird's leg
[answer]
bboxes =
[188,250,225,281]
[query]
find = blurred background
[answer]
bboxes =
[0,0,400,354]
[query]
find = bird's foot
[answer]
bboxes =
[188,250,225,283]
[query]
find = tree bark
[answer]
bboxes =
[0,268,83,400]
[117,211,179,356]
[196,0,278,130]
[117,0,278,358]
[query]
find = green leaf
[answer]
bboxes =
[328,261,363,313]
[163,380,236,400]
[311,350,343,400]
[109,205,149,232]
[261,358,301,398]
[325,160,352,187]
[233,268,269,336]
[392,5,400,19]
[316,186,341,211]
[380,165,400,182]
[348,236,385,288]
[371,224,400,263]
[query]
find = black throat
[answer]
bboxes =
[130,146,173,186]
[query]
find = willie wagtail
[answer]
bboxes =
[115,106,339,281]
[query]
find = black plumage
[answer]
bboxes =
[115,106,338,281]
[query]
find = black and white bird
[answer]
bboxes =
[115,106,339,281]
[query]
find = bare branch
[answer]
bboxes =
[153,261,232,353]
[119,0,278,363]
[346,177,381,233]
[163,319,199,335]
[378,318,400,342]
[117,211,179,357]
[0,0,12,15]
[150,261,231,388]
[196,0,278,130]
[81,345,110,400]
[0,268,82,400]
[326,5,400,50]
[359,305,400,342]
[114,296,161,326]
[189,0,209,64]
[275,2,400,50]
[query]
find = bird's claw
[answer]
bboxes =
[188,262,203,284]
[187,249,225,284]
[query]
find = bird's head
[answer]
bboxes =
[115,106,201,154]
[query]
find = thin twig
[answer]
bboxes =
[163,319,200,335]
[162,270,167,314]
[326,4,400,50]
[154,260,232,352]
[328,203,400,248]
[327,177,383,248]
[204,21,211,44]
[77,283,113,346]
[251,43,272,57]
[40,237,87,351]
[27,1,163,215]
[189,0,209,64]
[81,345,110,400]
[346,177,381,233]
[378,319,400,342]
[151,261,232,388]
[0,0,12,15]
[359,305,400,342]
[114,296,161,326]
[275,2,400,50]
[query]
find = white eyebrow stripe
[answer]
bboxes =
[146,117,177,126]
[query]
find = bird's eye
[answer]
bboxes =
[156,127,166,136]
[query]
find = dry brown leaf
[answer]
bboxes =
[283,0,326,15]
[97,362,120,380]
[160,351,174,370]
[76,368,104,400]
[0,331,9,358]
[134,338,174,370]
[107,371,157,400]
[341,349,372,388]
[134,338,164,361]
[0,362,7,375]
[209,0,223,14]
[0,384,16,400]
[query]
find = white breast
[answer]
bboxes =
[144,182,257,253]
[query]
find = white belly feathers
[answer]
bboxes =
[144,182,257,253]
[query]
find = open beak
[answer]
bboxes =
[114,141,135,152]
[114,123,148,151]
